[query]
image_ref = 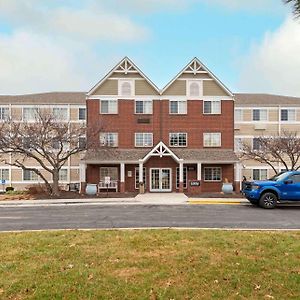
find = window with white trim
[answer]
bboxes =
[53,107,68,121]
[169,133,187,147]
[188,81,202,97]
[235,138,243,152]
[0,169,9,181]
[281,109,296,122]
[119,80,134,97]
[204,167,222,181]
[59,169,68,181]
[253,169,268,181]
[0,107,9,120]
[100,133,118,147]
[203,101,221,114]
[135,133,153,147]
[235,109,243,122]
[100,100,118,114]
[204,133,221,147]
[23,107,39,121]
[135,100,152,114]
[176,167,187,189]
[169,100,187,114]
[135,168,146,189]
[78,136,86,150]
[253,109,267,121]
[252,138,261,151]
[100,167,118,181]
[23,170,38,181]
[78,108,86,120]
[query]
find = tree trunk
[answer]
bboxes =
[52,170,60,197]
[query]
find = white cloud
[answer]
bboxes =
[238,18,300,97]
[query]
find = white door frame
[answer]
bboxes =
[150,168,172,192]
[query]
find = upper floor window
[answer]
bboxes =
[135,133,153,147]
[235,109,243,122]
[188,81,202,98]
[78,136,86,150]
[0,107,9,120]
[169,133,187,147]
[204,133,221,147]
[135,100,152,114]
[23,107,39,121]
[203,101,221,114]
[100,133,118,147]
[281,109,296,122]
[253,109,267,121]
[78,108,86,120]
[100,100,118,114]
[253,169,268,181]
[235,138,243,152]
[53,107,68,121]
[119,80,134,97]
[170,100,187,114]
[252,138,261,151]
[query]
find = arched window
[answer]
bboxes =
[189,82,200,97]
[121,81,132,96]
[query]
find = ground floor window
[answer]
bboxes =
[59,169,68,181]
[135,168,146,189]
[100,167,118,181]
[204,167,221,181]
[23,170,38,181]
[0,169,9,181]
[253,169,268,181]
[176,167,187,189]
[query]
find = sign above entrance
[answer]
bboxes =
[190,181,200,187]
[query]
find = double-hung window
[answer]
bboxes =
[135,100,152,114]
[252,138,261,151]
[53,107,68,121]
[169,100,187,114]
[23,107,39,121]
[100,167,118,181]
[203,101,221,114]
[203,133,221,147]
[281,109,296,122]
[78,108,86,120]
[204,167,221,181]
[100,133,118,147]
[253,169,268,181]
[59,169,68,181]
[235,109,243,122]
[135,133,153,147]
[23,170,38,181]
[100,100,118,114]
[169,133,187,147]
[0,107,9,120]
[0,169,9,181]
[235,138,243,152]
[253,109,267,121]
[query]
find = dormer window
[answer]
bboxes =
[119,80,134,97]
[187,80,202,98]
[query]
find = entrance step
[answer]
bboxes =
[135,193,187,204]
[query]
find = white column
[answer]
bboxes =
[139,162,143,183]
[120,163,125,183]
[179,162,184,183]
[79,162,86,182]
[197,163,202,180]
[235,162,242,190]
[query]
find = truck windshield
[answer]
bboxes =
[268,172,288,181]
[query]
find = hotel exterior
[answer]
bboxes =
[81,57,239,194]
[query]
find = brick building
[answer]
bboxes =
[81,57,239,194]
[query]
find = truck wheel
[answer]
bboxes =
[259,192,277,209]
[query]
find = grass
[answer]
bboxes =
[0,230,300,299]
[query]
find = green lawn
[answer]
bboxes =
[0,230,300,299]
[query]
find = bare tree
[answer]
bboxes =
[284,0,300,17]
[0,109,101,196]
[240,131,300,174]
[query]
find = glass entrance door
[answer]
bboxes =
[150,168,172,192]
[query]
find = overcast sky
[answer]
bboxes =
[0,0,299,96]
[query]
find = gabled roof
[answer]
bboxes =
[161,57,233,97]
[87,57,160,96]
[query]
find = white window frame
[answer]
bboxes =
[59,169,68,181]
[135,133,153,147]
[234,138,243,152]
[204,167,222,182]
[253,169,268,181]
[53,107,68,121]
[0,169,9,181]
[100,133,118,147]
[176,167,188,189]
[100,167,118,181]
[100,100,118,114]
[78,108,86,120]
[118,79,134,97]
[281,109,296,122]
[0,107,9,121]
[187,80,203,98]
[252,109,268,121]
[22,107,39,122]
[135,167,146,189]
[169,100,187,114]
[23,170,39,181]
[203,133,221,147]
[169,133,187,147]
[203,100,221,115]
[235,109,243,122]
[135,100,153,114]
[78,136,86,150]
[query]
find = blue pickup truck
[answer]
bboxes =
[242,171,300,208]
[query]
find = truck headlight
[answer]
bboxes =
[251,185,260,190]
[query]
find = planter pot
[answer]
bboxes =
[85,184,97,195]
[222,183,233,194]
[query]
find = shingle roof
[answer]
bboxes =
[0,92,86,104]
[235,93,300,106]
[82,149,238,163]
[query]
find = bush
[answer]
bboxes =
[5,186,14,192]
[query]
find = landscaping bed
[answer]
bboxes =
[0,230,299,299]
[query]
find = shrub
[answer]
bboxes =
[5,186,14,192]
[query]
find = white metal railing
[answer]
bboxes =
[98,180,118,192]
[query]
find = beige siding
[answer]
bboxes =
[203,81,228,96]
[163,80,186,96]
[135,80,159,95]
[281,124,300,132]
[243,110,252,122]
[70,108,78,121]
[70,169,80,181]
[269,110,279,122]
[91,79,118,95]
[11,107,22,119]
[236,124,279,135]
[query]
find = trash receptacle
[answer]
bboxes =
[139,182,145,194]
